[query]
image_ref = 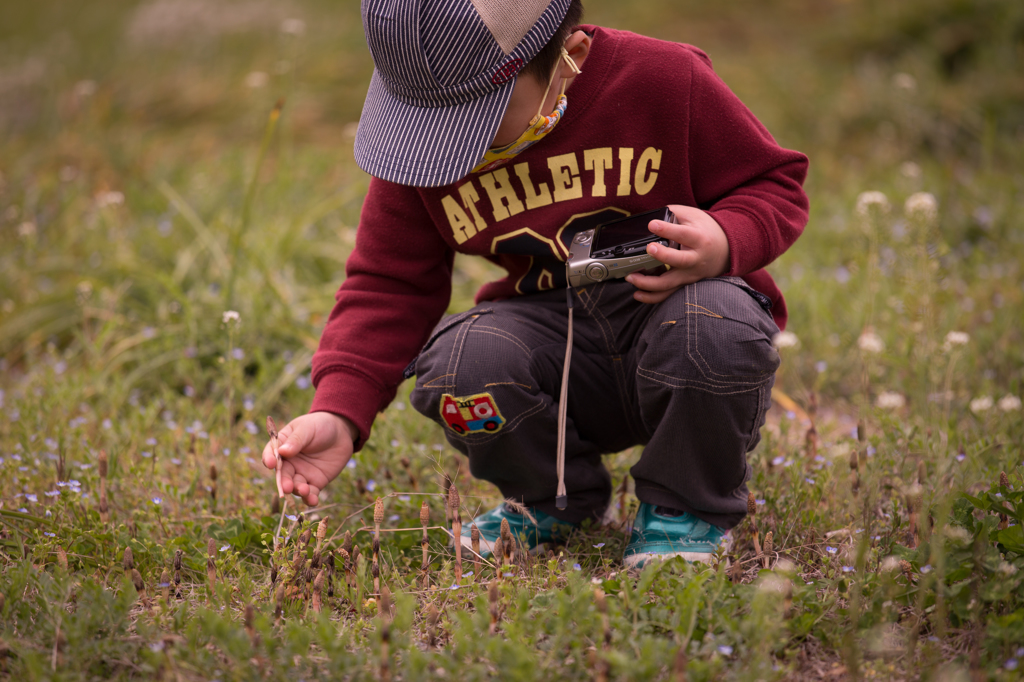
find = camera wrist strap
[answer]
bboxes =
[555,286,574,510]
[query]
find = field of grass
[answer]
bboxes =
[1,0,1023,679]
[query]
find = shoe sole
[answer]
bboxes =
[623,534,733,568]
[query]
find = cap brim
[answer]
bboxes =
[354,69,516,188]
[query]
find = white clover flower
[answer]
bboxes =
[95,191,124,208]
[880,556,901,572]
[757,574,790,594]
[876,391,906,409]
[222,310,240,325]
[73,79,97,98]
[244,71,269,89]
[280,18,306,35]
[892,73,917,91]
[772,331,800,349]
[905,192,938,222]
[970,396,993,414]
[997,394,1021,412]
[858,330,885,353]
[942,331,969,351]
[943,525,972,545]
[855,191,890,218]
[899,162,922,179]
[997,561,1018,577]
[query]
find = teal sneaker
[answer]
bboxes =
[623,503,732,568]
[460,504,579,557]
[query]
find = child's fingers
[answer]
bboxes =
[305,486,320,507]
[261,440,278,469]
[278,420,312,456]
[645,241,697,270]
[292,473,310,498]
[626,266,689,292]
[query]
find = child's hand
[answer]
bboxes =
[261,411,357,507]
[625,205,730,304]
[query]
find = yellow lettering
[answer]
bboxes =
[616,148,634,196]
[458,182,487,232]
[478,169,525,222]
[547,153,583,203]
[441,194,477,244]
[635,148,662,196]
[513,162,553,210]
[584,148,613,197]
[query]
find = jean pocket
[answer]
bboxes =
[402,308,494,380]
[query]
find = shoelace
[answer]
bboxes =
[555,286,574,510]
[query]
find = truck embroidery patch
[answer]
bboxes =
[440,393,506,435]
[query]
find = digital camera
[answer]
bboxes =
[566,207,679,288]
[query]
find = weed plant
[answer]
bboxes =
[1,0,1022,679]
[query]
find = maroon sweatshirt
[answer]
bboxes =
[311,26,809,449]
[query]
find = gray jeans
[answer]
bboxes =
[409,277,780,529]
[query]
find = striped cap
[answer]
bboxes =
[356,0,573,187]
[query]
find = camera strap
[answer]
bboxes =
[555,286,574,510]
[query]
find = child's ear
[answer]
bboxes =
[562,30,592,76]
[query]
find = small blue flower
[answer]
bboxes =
[717,645,733,656]
[842,566,854,573]
[44,532,56,537]
[573,563,581,571]
[920,564,933,574]
[45,490,60,497]
[398,495,411,502]
[593,543,605,549]
[366,479,377,492]
[141,451,152,458]
[463,571,474,578]
[1006,659,1018,671]
[388,514,400,522]
[771,456,785,466]
[219,545,230,552]
[152,497,162,505]
[826,546,838,555]
[805,477,816,485]
[449,583,460,590]
[171,458,182,465]
[286,514,297,521]
[146,438,157,446]
[503,572,513,578]
[25,494,38,503]
[955,453,966,462]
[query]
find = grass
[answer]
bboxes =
[1,0,1023,679]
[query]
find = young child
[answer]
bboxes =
[261,0,808,566]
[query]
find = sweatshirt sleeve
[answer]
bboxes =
[684,49,809,276]
[309,177,455,450]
